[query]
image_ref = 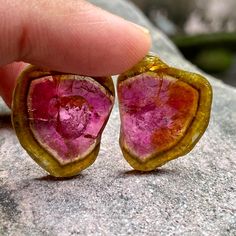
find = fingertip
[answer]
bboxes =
[18,0,151,76]
[111,20,152,74]
[0,0,152,96]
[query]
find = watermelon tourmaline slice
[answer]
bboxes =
[118,55,212,171]
[12,66,115,177]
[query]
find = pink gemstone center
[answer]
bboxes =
[27,75,113,164]
[118,73,199,160]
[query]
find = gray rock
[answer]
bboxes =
[0,0,235,235]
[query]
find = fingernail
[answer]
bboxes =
[131,22,150,35]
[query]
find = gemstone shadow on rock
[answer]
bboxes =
[117,55,212,171]
[12,66,115,177]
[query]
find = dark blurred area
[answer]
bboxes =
[131,0,236,87]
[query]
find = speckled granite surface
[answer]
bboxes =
[0,0,236,235]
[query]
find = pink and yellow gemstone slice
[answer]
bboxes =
[12,67,114,177]
[118,55,212,171]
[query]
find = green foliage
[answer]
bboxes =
[194,49,233,73]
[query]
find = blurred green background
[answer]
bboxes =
[131,0,236,87]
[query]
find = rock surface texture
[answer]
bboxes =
[0,0,235,235]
